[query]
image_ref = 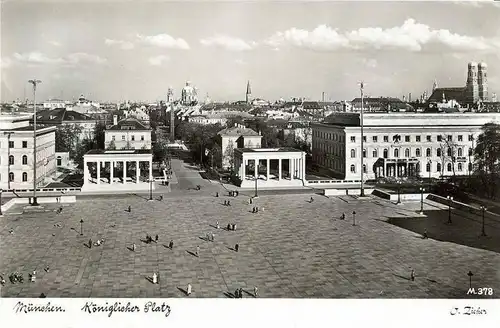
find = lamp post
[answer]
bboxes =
[419,186,424,215]
[396,181,402,205]
[80,219,84,236]
[0,188,3,216]
[359,81,365,197]
[254,175,258,198]
[352,210,356,226]
[149,178,153,201]
[480,205,487,237]
[29,79,42,206]
[427,159,432,191]
[447,195,453,224]
[467,271,473,289]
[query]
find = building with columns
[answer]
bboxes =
[81,149,153,192]
[218,125,262,170]
[234,148,306,188]
[0,113,56,190]
[312,112,500,181]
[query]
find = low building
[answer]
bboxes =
[43,99,68,110]
[217,125,262,170]
[312,112,500,181]
[33,108,96,141]
[0,113,56,190]
[105,117,152,150]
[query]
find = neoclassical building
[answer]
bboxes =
[218,125,262,170]
[312,112,500,181]
[0,113,56,190]
[105,117,152,150]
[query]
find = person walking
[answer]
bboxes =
[227,223,231,231]
[239,288,243,298]
[410,269,415,281]
[155,235,159,242]
[132,243,136,251]
[152,272,158,284]
[423,230,428,239]
[216,221,220,229]
[196,245,200,257]
[89,239,92,249]
[310,196,314,203]
[187,283,192,296]
[254,286,258,297]
[128,205,131,212]
[227,200,231,206]
[216,192,219,197]
[235,243,239,252]
[169,240,174,249]
[234,288,239,298]
[211,232,215,242]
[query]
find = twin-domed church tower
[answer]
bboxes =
[465,61,488,104]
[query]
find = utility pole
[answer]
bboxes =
[29,79,42,206]
[359,82,365,197]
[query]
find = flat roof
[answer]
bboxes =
[85,149,152,155]
[235,147,303,153]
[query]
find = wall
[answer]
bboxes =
[105,130,152,150]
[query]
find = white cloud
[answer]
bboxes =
[105,38,134,50]
[137,33,190,50]
[265,19,500,53]
[148,55,169,66]
[200,35,257,51]
[49,41,61,47]
[12,52,107,66]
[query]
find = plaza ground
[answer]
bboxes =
[0,160,499,298]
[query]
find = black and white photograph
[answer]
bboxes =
[0,0,499,325]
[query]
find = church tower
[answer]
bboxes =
[246,80,252,104]
[478,62,488,102]
[465,62,479,104]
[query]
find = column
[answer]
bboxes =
[97,160,101,184]
[110,161,114,184]
[241,157,246,180]
[136,160,140,183]
[123,161,127,183]
[278,159,282,181]
[254,159,258,180]
[384,162,387,177]
[84,159,89,184]
[302,152,306,180]
[266,159,270,180]
[290,158,294,180]
[149,159,153,180]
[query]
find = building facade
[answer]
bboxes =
[312,112,500,181]
[0,113,56,190]
[218,125,262,170]
[105,118,152,150]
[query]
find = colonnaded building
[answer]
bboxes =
[311,112,500,181]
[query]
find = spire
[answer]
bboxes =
[432,80,438,92]
[246,80,252,95]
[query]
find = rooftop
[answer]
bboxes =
[218,126,261,137]
[235,147,304,153]
[107,117,150,131]
[85,149,152,155]
[35,108,94,122]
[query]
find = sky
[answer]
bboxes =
[1,0,500,103]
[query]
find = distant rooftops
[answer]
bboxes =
[218,125,261,137]
[107,117,150,131]
[35,108,94,122]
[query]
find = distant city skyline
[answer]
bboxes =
[1,0,500,103]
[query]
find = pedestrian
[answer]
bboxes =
[423,230,428,239]
[45,266,50,273]
[159,195,163,201]
[235,243,239,252]
[254,286,258,297]
[236,191,239,197]
[187,283,192,296]
[128,205,131,212]
[256,207,259,213]
[310,196,314,203]
[224,200,227,206]
[132,243,136,251]
[239,288,243,298]
[169,239,174,249]
[235,288,239,298]
[227,223,231,230]
[228,200,231,206]
[89,239,92,248]
[155,234,159,242]
[410,269,415,281]
[216,192,219,197]
[252,207,255,213]
[211,232,215,242]
[216,221,220,229]
[196,245,200,257]
[234,223,237,230]
[341,213,345,220]
[152,272,158,284]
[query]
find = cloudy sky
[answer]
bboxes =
[1,0,500,103]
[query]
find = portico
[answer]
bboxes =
[81,149,155,192]
[234,148,306,188]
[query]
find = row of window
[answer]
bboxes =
[1,172,29,182]
[347,162,472,174]
[349,134,475,143]
[111,135,145,141]
[349,147,473,158]
[5,155,29,165]
[4,141,29,148]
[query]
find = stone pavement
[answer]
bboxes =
[0,194,499,298]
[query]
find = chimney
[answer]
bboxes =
[113,115,118,126]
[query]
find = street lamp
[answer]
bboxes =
[254,175,258,198]
[480,205,487,237]
[80,219,84,235]
[148,178,153,201]
[29,79,42,206]
[427,159,432,191]
[447,195,453,224]
[467,271,473,289]
[419,186,424,215]
[359,82,365,197]
[352,211,356,226]
[0,189,3,216]
[396,181,402,205]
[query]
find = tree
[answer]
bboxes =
[93,122,106,149]
[55,124,83,158]
[107,139,116,150]
[224,141,235,172]
[474,123,500,199]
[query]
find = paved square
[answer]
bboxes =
[1,193,499,298]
